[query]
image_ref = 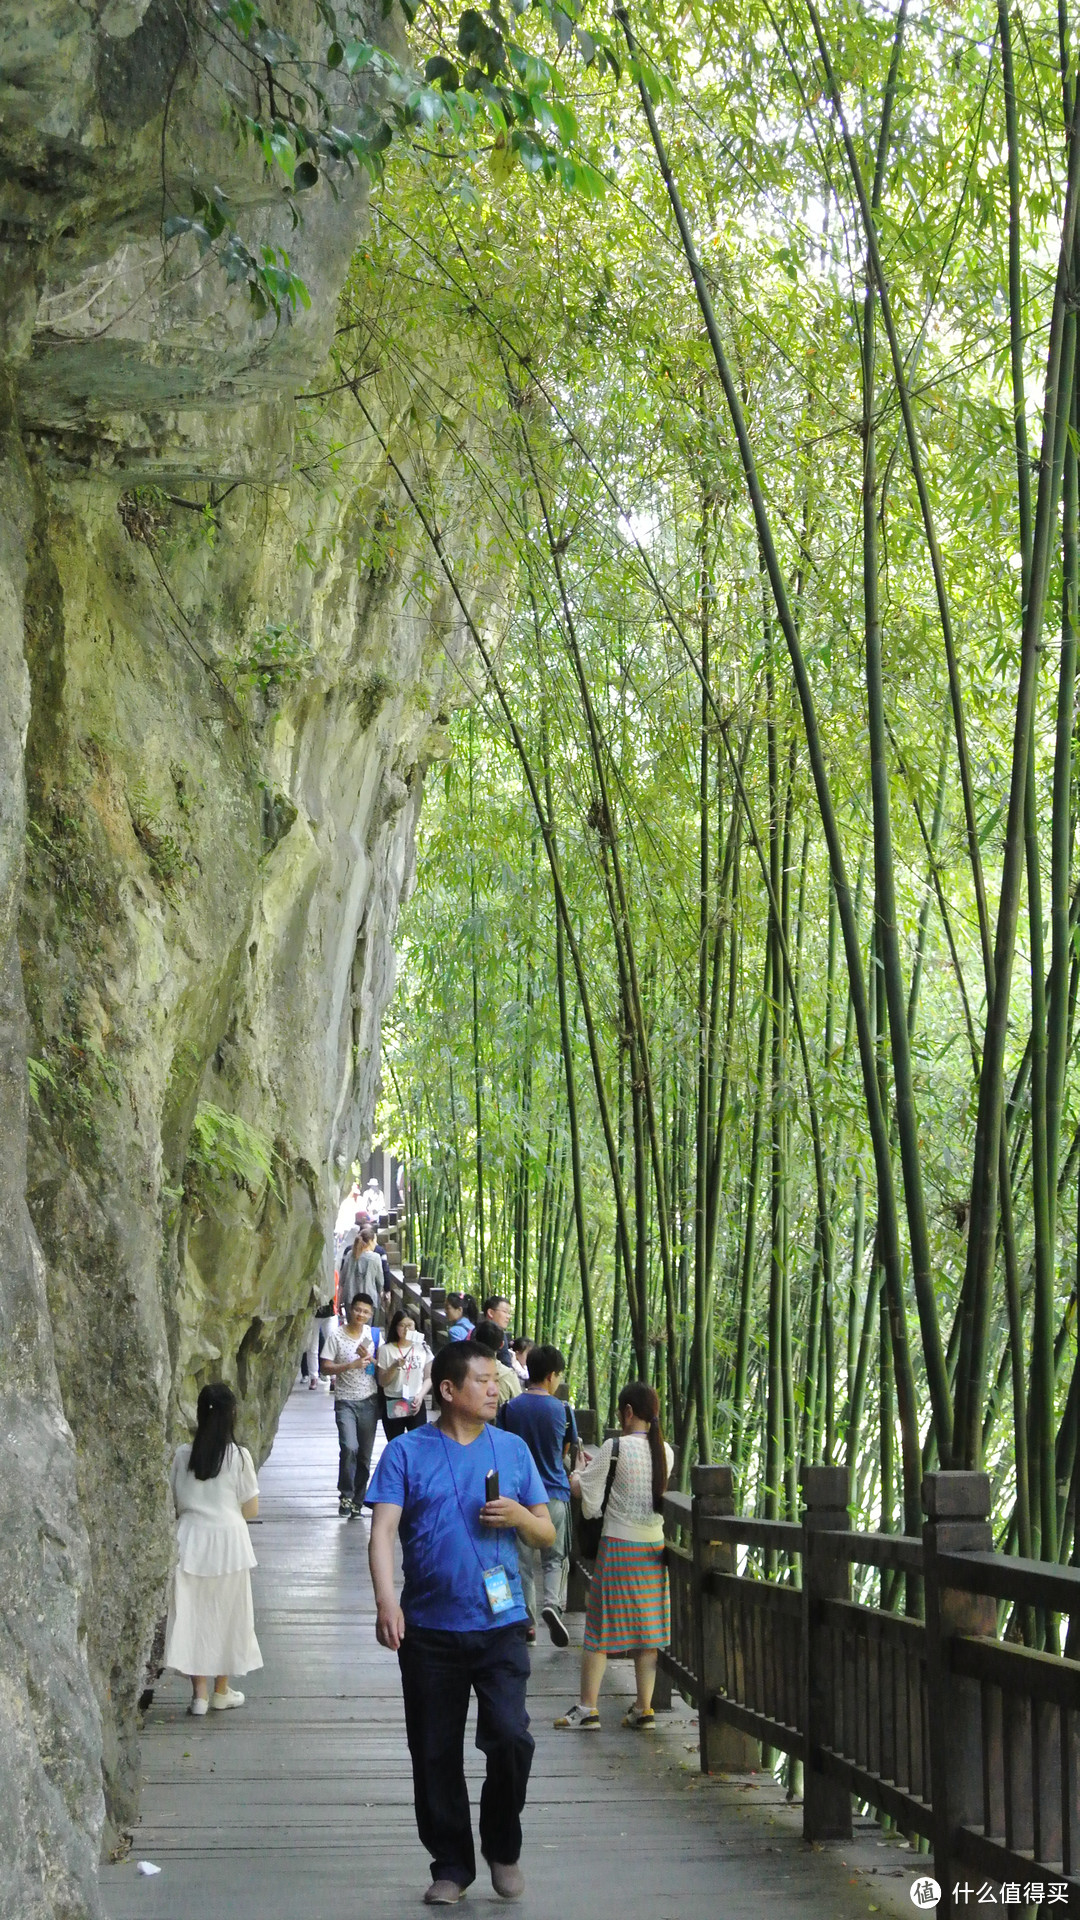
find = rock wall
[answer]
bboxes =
[0,3,495,1908]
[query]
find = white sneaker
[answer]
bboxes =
[188,1697,209,1716]
[553,1703,600,1729]
[210,1687,245,1711]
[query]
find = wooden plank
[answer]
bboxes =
[950,1633,1080,1708]
[706,1569,802,1615]
[815,1530,923,1576]
[819,1597,926,1655]
[938,1549,1080,1613]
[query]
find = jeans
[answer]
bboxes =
[398,1624,534,1887]
[334,1396,379,1504]
[518,1499,570,1622]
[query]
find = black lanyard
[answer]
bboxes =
[436,1425,507,1577]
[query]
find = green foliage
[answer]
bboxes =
[366,0,1080,1539]
[25,798,104,926]
[24,987,122,1150]
[184,1103,284,1208]
[28,1057,58,1107]
[127,778,189,897]
[230,620,313,698]
[355,667,393,729]
[167,0,616,319]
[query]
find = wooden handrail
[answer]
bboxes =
[660,1462,1080,1914]
[937,1548,1080,1613]
[815,1528,923,1574]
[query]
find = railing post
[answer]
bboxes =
[923,1470,995,1919]
[692,1465,759,1773]
[801,1463,852,1842]
[652,1445,672,1706]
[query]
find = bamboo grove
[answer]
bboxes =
[307,0,1080,1554]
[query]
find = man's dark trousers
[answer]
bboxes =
[398,1623,533,1887]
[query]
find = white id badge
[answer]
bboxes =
[482,1566,515,1615]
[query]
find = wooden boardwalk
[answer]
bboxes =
[102,1387,919,1920]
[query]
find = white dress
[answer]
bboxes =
[164,1442,264,1677]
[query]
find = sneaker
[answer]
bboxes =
[490,1861,524,1900]
[542,1604,570,1648]
[423,1881,466,1905]
[188,1696,208,1717]
[553,1703,600,1729]
[338,1495,352,1516]
[210,1687,245,1711]
[621,1704,655,1729]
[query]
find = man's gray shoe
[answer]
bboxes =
[423,1881,466,1905]
[541,1604,570,1649]
[490,1862,524,1900]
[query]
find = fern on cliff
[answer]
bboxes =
[185,1103,284,1208]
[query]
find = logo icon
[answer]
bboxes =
[910,1880,942,1910]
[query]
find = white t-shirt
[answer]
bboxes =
[335,1194,361,1237]
[576,1433,674,1544]
[170,1442,258,1575]
[378,1335,432,1414]
[323,1325,378,1402]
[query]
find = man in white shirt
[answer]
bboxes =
[320,1295,380,1516]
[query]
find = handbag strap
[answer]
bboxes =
[598,1435,621,1520]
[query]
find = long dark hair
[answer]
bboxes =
[447,1291,478,1323]
[387,1307,415,1346]
[189,1382,239,1481]
[618,1381,668,1511]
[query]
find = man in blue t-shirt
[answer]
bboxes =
[499,1345,577,1650]
[367,1341,553,1906]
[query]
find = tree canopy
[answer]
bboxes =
[237,0,1080,1569]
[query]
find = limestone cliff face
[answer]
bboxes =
[1,3,491,1909]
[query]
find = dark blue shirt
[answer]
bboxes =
[366,1421,546,1631]
[498,1392,577,1502]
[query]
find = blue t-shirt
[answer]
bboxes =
[447,1320,474,1342]
[499,1392,577,1501]
[367,1421,546,1631]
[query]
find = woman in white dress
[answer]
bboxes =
[164,1382,263,1716]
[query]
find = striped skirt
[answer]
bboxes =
[583,1536,668,1654]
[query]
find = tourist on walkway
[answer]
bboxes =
[367,1341,555,1904]
[321,1294,380,1516]
[334,1182,362,1251]
[164,1382,262,1716]
[509,1337,533,1383]
[353,1224,385,1308]
[554,1381,672,1732]
[445,1292,478,1341]
[303,1299,334,1391]
[476,1295,514,1366]
[499,1345,576,1648]
[377,1308,433,1439]
[472,1320,521,1405]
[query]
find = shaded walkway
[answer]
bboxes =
[102,1388,919,1920]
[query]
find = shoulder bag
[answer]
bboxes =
[577,1436,620,1559]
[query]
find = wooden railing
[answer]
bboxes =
[384,1263,448,1349]
[663,1465,1080,1915]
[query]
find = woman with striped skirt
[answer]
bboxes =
[554,1382,673,1731]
